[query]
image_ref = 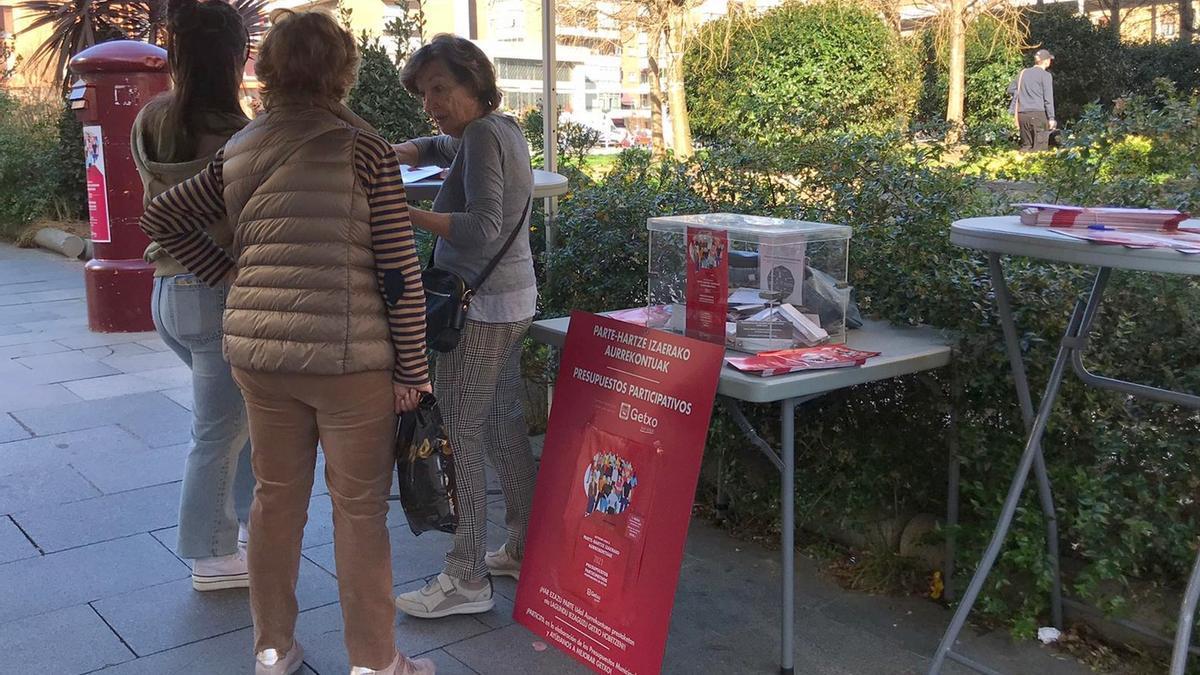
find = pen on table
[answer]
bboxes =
[1087,224,1114,231]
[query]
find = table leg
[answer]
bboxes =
[987,253,1064,628]
[718,396,815,674]
[780,397,796,675]
[1171,546,1200,674]
[929,273,1106,674]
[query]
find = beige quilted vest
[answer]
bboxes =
[220,103,393,375]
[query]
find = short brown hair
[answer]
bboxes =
[401,34,502,113]
[255,9,359,107]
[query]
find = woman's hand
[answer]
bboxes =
[394,381,433,414]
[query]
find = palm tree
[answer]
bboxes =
[17,0,144,92]
[18,0,268,93]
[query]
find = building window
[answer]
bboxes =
[495,57,572,82]
[502,91,570,113]
[1159,16,1178,38]
[1,5,14,78]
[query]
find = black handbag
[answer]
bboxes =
[393,393,457,535]
[423,195,532,352]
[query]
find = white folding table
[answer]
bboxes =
[403,168,568,202]
[929,216,1200,675]
[530,315,953,674]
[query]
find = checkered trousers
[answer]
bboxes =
[435,318,537,581]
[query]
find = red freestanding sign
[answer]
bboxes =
[515,311,723,675]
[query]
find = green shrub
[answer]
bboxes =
[1122,40,1200,99]
[0,92,86,238]
[683,0,918,145]
[347,34,432,144]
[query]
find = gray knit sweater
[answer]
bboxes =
[1008,67,1056,120]
[412,113,537,323]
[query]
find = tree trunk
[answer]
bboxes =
[1181,0,1194,43]
[945,0,967,145]
[647,27,667,157]
[1109,0,1121,33]
[665,6,693,158]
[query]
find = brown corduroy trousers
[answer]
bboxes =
[232,367,397,670]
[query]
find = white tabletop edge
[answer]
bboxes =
[951,216,1200,276]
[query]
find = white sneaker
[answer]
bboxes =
[349,651,437,675]
[256,642,304,675]
[238,522,250,553]
[192,551,249,591]
[394,573,494,618]
[484,544,522,580]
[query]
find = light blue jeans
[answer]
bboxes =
[151,275,254,559]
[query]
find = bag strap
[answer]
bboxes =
[427,191,534,295]
[1013,69,1025,125]
[472,193,532,291]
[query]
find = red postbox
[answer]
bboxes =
[68,41,170,332]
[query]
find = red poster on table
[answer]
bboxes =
[515,312,723,675]
[82,125,110,243]
[685,226,728,344]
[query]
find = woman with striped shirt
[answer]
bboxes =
[140,9,433,675]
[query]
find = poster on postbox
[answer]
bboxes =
[684,226,728,345]
[82,125,110,243]
[515,311,723,675]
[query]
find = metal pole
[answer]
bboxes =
[1170,551,1200,674]
[987,253,1064,628]
[780,397,796,675]
[541,0,558,271]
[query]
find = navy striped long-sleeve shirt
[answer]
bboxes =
[139,132,429,387]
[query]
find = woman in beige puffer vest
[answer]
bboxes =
[140,10,434,675]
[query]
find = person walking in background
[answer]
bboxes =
[392,34,538,618]
[130,0,255,593]
[1008,48,1057,152]
[140,9,434,675]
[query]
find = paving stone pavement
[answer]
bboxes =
[0,244,1102,674]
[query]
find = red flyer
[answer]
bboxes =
[515,312,723,675]
[725,344,881,377]
[684,226,728,344]
[83,125,110,243]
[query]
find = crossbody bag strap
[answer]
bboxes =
[426,192,533,293]
[472,193,533,292]
[1013,69,1025,125]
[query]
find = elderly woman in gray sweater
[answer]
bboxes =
[393,33,537,619]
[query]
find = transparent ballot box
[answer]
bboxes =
[645,213,852,353]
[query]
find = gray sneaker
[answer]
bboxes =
[484,544,522,580]
[394,573,494,618]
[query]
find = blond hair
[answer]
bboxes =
[255,9,359,108]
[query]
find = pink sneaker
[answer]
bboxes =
[192,551,249,591]
[255,642,304,675]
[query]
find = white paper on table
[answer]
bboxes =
[400,164,444,184]
[728,287,768,305]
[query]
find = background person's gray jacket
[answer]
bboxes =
[1008,67,1055,120]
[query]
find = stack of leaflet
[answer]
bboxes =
[1015,203,1191,231]
[1013,204,1200,254]
[730,303,828,353]
[725,345,880,377]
